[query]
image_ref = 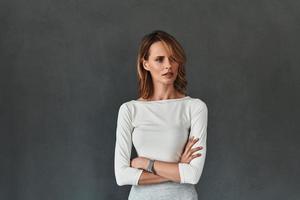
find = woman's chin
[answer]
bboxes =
[161,79,175,85]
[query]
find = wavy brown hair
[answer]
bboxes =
[136,30,188,99]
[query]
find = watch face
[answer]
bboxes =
[150,160,154,172]
[147,160,154,172]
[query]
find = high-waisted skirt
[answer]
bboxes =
[128,181,198,200]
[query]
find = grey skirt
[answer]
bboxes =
[128,181,198,200]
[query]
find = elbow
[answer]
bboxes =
[185,168,201,185]
[115,170,128,186]
[115,173,127,186]
[115,177,125,186]
[114,167,142,186]
[116,180,123,186]
[189,174,201,185]
[178,163,204,185]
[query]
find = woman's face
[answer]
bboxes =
[143,41,179,86]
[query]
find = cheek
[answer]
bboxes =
[151,63,163,75]
[152,62,161,70]
[151,70,162,79]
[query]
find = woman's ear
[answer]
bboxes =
[143,60,150,71]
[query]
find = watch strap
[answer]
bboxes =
[146,159,155,174]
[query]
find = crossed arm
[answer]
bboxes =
[131,136,202,185]
[134,160,181,185]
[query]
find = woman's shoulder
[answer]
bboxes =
[188,96,208,111]
[189,96,206,104]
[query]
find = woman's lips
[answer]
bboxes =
[163,72,173,76]
[163,72,173,78]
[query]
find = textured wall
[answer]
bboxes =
[0,0,299,199]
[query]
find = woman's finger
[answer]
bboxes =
[183,137,195,155]
[188,146,203,157]
[187,153,201,163]
[191,153,201,159]
[182,137,193,155]
[186,137,199,152]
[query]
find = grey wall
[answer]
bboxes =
[1,0,299,200]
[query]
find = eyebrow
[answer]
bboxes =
[155,55,174,59]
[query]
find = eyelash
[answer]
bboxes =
[156,58,174,63]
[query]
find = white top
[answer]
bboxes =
[114,96,208,186]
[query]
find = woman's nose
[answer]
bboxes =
[164,59,172,69]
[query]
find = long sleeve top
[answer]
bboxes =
[114,96,208,186]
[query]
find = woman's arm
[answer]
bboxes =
[132,137,203,183]
[132,158,180,183]
[152,160,181,183]
[138,170,171,185]
[178,100,208,184]
[114,103,144,186]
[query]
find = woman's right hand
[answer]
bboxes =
[179,136,203,164]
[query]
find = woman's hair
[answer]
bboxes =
[136,30,188,99]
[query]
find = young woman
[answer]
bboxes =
[114,30,208,200]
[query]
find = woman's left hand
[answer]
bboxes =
[130,157,149,170]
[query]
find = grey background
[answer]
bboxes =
[1,0,299,200]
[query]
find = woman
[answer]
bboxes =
[114,30,208,200]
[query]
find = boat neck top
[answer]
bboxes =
[132,96,190,103]
[114,95,208,186]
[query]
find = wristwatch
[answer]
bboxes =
[146,159,156,174]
